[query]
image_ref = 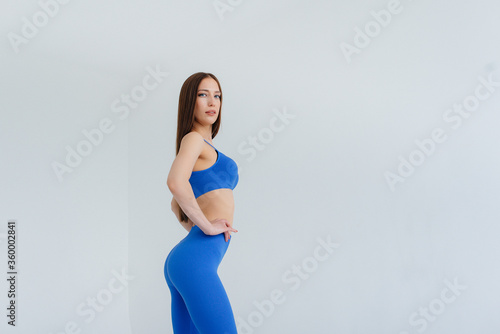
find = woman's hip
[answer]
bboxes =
[165,226,231,272]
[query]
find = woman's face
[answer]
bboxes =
[193,77,221,126]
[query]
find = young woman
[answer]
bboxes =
[164,72,239,333]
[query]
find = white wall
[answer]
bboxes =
[1,1,499,333]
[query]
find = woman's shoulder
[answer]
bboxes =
[182,131,203,143]
[180,131,205,150]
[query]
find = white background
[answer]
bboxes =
[1,0,500,333]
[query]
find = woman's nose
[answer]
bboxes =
[208,95,215,106]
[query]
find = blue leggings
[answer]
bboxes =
[164,225,237,334]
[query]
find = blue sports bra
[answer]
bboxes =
[189,139,239,198]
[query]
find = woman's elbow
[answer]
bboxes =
[167,179,185,196]
[166,177,178,191]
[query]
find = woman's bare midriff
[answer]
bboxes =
[199,189,234,226]
[186,189,235,229]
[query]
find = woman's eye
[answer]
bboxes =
[198,93,220,98]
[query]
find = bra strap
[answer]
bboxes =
[203,139,217,150]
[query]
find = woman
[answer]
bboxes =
[164,72,239,334]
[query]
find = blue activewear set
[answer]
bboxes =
[164,138,239,333]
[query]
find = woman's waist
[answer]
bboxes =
[197,202,235,227]
[196,189,234,208]
[186,224,233,243]
[178,225,231,257]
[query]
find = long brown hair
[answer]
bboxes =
[175,72,223,222]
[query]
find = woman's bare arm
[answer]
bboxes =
[171,197,194,232]
[166,132,215,233]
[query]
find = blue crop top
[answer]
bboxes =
[189,139,239,198]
